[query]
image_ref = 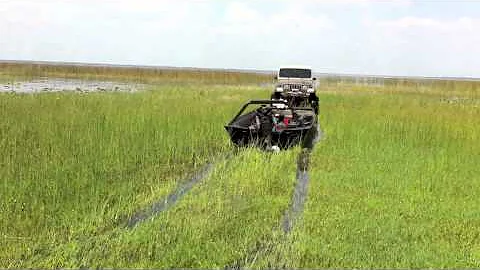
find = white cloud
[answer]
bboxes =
[0,0,479,77]
[358,15,480,77]
[220,1,333,35]
[374,16,480,31]
[207,1,335,69]
[224,2,261,23]
[377,17,442,28]
[282,0,412,7]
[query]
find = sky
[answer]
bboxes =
[1,0,479,77]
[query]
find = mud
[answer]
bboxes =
[0,78,142,93]
[126,163,213,228]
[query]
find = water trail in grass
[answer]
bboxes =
[281,149,310,233]
[126,163,213,229]
[225,123,324,269]
[125,151,238,229]
[224,149,313,269]
[282,122,323,233]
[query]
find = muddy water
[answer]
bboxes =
[0,78,142,93]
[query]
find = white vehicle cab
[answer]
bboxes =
[272,66,319,114]
[275,66,316,94]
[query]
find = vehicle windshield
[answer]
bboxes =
[279,68,312,78]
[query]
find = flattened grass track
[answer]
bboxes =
[226,125,322,269]
[2,64,480,268]
[126,162,214,228]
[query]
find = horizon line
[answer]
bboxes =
[1,59,479,82]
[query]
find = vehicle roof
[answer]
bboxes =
[279,65,312,70]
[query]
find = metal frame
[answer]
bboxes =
[226,99,315,129]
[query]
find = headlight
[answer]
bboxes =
[307,88,314,93]
[276,87,283,92]
[302,85,308,90]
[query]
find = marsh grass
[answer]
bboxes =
[0,62,273,85]
[1,62,480,268]
[0,84,270,267]
[23,149,299,268]
[251,88,480,268]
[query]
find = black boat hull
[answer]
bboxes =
[225,124,316,150]
[224,100,318,150]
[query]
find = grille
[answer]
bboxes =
[281,83,311,91]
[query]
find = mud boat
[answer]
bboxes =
[224,100,318,150]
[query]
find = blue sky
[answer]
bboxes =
[1,0,479,77]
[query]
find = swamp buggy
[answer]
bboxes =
[224,100,318,150]
[225,66,319,150]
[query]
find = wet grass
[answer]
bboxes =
[250,88,480,268]
[1,63,480,268]
[0,84,270,267]
[22,149,298,268]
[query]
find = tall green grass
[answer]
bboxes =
[24,149,299,268]
[0,85,269,267]
[0,62,273,85]
[252,88,480,268]
[321,75,480,96]
[2,62,480,268]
